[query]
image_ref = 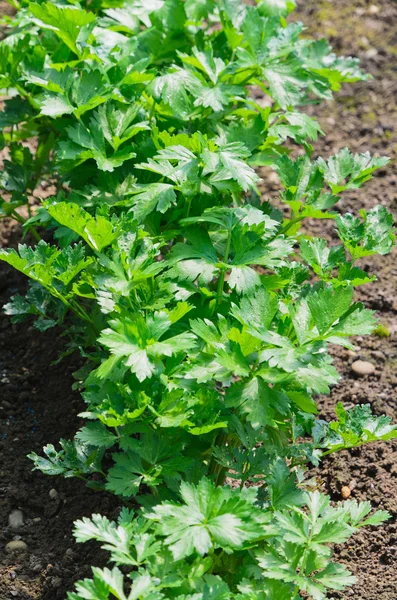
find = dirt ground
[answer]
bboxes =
[0,0,396,598]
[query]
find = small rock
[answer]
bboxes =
[8,510,24,529]
[368,4,379,14]
[65,548,73,557]
[366,48,378,59]
[33,517,41,523]
[1,377,10,384]
[49,488,58,500]
[351,360,376,377]
[32,563,43,573]
[51,577,62,588]
[5,540,28,553]
[341,486,351,499]
[347,350,357,358]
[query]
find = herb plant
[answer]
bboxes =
[0,1,395,598]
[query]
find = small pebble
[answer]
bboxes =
[33,517,41,523]
[32,563,43,573]
[366,48,378,59]
[368,4,379,14]
[49,488,58,500]
[351,360,376,377]
[8,510,24,529]
[341,486,351,499]
[65,548,73,557]
[5,540,28,553]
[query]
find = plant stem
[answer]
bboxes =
[279,215,305,236]
[215,232,232,308]
[186,196,193,218]
[11,211,42,242]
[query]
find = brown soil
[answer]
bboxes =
[0,221,119,599]
[293,1,397,598]
[0,0,396,599]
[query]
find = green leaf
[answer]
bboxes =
[28,438,102,478]
[231,287,279,333]
[202,143,259,191]
[300,238,345,276]
[258,0,296,16]
[40,95,74,117]
[337,206,395,260]
[266,458,304,509]
[226,377,289,428]
[185,0,216,20]
[287,390,318,414]
[0,241,59,288]
[306,286,353,334]
[313,563,356,591]
[29,2,95,56]
[76,423,117,449]
[317,148,389,193]
[321,403,397,453]
[263,59,309,109]
[99,311,196,382]
[148,478,264,560]
[59,114,136,171]
[47,202,118,252]
[129,183,177,223]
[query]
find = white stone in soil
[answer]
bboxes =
[8,510,24,529]
[49,488,58,500]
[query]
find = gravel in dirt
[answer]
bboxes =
[0,0,396,599]
[292,1,397,598]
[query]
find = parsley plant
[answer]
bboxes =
[0,1,395,598]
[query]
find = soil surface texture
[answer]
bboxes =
[0,0,396,599]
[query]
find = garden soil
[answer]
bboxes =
[0,0,396,598]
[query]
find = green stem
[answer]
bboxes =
[237,68,261,87]
[186,196,193,218]
[207,431,228,478]
[11,211,42,242]
[31,131,56,192]
[14,83,40,111]
[69,299,99,336]
[215,232,232,308]
[279,215,305,236]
